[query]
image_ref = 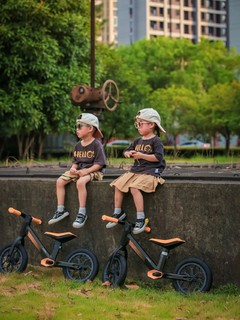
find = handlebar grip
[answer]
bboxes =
[8,207,42,225]
[102,215,118,223]
[145,226,151,233]
[8,207,21,216]
[32,217,42,225]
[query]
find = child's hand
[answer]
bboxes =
[70,167,77,174]
[124,150,136,158]
[131,151,141,159]
[77,169,88,177]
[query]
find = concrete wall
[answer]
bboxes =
[0,178,239,288]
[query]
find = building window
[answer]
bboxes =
[150,7,157,16]
[130,21,133,33]
[221,28,226,36]
[160,21,164,30]
[160,7,164,16]
[208,26,214,35]
[129,8,133,18]
[150,21,157,30]
[184,11,189,20]
[184,25,189,34]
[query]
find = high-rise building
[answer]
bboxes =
[97,0,234,47]
[227,0,240,52]
[96,0,118,44]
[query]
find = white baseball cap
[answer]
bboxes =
[76,113,103,138]
[136,108,166,133]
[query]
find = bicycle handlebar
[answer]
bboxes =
[8,207,42,225]
[102,215,118,223]
[102,215,151,233]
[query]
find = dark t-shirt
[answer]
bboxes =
[124,136,166,176]
[72,139,107,171]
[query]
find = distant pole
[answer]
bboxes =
[90,0,95,88]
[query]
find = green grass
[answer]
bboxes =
[0,267,239,320]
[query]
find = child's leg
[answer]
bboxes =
[76,175,91,207]
[73,175,91,228]
[106,187,126,229]
[56,176,71,205]
[130,187,144,212]
[130,187,146,235]
[48,177,71,225]
[114,187,124,208]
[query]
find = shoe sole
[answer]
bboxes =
[106,213,126,229]
[72,216,87,228]
[48,212,69,225]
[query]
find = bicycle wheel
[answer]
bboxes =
[62,249,99,282]
[102,253,127,287]
[173,257,212,294]
[0,244,28,273]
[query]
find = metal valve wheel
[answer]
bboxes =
[102,79,119,111]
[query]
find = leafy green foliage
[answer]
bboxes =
[0,0,90,158]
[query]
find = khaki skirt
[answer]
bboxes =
[110,172,165,193]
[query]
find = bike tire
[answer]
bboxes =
[0,243,28,273]
[173,257,213,294]
[102,253,127,287]
[62,249,99,282]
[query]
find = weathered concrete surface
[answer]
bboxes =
[0,177,239,288]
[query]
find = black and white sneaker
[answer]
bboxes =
[106,211,126,229]
[48,209,69,225]
[133,219,146,234]
[72,214,87,228]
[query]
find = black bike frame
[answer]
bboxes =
[9,215,73,268]
[109,220,190,281]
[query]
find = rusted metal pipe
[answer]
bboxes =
[90,0,95,88]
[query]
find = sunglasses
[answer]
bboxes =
[75,123,90,130]
[134,121,150,128]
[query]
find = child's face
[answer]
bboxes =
[76,122,94,139]
[135,118,155,136]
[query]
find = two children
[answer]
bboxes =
[49,108,166,234]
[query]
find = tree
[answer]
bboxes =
[203,81,240,152]
[0,0,91,159]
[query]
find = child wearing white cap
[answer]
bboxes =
[48,113,106,228]
[106,108,166,234]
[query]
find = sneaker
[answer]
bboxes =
[48,209,69,225]
[72,214,87,228]
[133,219,147,234]
[106,211,126,229]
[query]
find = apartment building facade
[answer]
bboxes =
[97,0,239,53]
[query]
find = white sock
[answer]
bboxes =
[137,212,145,220]
[114,208,122,215]
[58,205,64,212]
[78,208,86,216]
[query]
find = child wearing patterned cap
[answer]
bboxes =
[106,108,166,234]
[48,113,106,228]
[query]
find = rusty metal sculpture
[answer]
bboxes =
[70,79,119,114]
[70,1,119,116]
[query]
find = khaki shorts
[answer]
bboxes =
[60,170,103,182]
[110,172,165,193]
